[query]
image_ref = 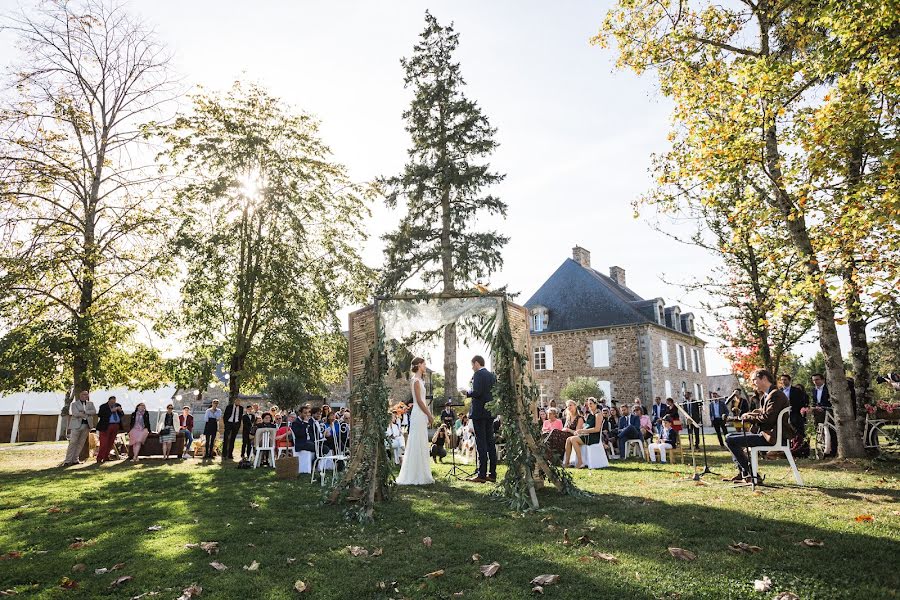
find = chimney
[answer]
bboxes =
[609,265,626,287]
[572,246,591,268]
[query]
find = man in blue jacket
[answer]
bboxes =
[617,404,642,459]
[464,355,497,483]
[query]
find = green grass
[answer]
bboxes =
[1,438,898,599]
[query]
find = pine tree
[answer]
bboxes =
[380,12,508,396]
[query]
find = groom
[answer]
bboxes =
[465,355,497,483]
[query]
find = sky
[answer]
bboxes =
[0,0,848,378]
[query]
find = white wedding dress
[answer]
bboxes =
[396,377,434,485]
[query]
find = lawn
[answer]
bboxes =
[0,439,898,600]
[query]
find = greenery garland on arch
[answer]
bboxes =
[329,293,579,523]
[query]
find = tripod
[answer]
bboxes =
[445,432,475,481]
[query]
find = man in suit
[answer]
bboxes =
[222,399,244,460]
[811,373,836,456]
[290,404,317,454]
[465,355,497,483]
[708,394,729,447]
[724,369,792,483]
[651,396,668,436]
[178,406,195,458]
[780,374,810,435]
[96,396,124,464]
[683,391,701,448]
[240,404,256,460]
[616,404,642,459]
[64,391,97,466]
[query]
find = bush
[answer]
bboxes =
[266,373,307,411]
[560,377,605,405]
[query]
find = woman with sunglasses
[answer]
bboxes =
[157,404,178,460]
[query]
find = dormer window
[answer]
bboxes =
[531,306,548,332]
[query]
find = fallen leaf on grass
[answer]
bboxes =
[346,546,368,557]
[423,537,432,548]
[247,543,255,548]
[854,514,874,523]
[753,576,772,592]
[577,556,593,564]
[110,563,126,571]
[286,558,296,564]
[774,593,799,600]
[576,535,593,546]
[371,548,383,557]
[94,568,108,575]
[0,590,17,596]
[176,584,202,600]
[0,552,22,560]
[471,553,482,562]
[727,542,762,554]
[59,577,79,590]
[530,574,560,586]
[532,586,544,594]
[110,576,133,588]
[800,539,824,547]
[184,543,199,550]
[243,561,259,571]
[209,561,227,571]
[591,551,618,563]
[293,580,308,593]
[668,547,697,561]
[12,511,26,520]
[199,542,219,555]
[562,529,571,546]
[146,525,163,532]
[423,569,444,579]
[47,506,62,514]
[249,502,260,509]
[480,562,500,577]
[71,564,86,573]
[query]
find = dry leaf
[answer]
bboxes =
[200,542,219,555]
[480,562,501,577]
[577,556,593,564]
[209,561,227,571]
[576,535,593,546]
[243,561,259,572]
[727,542,762,554]
[774,593,799,600]
[0,590,17,596]
[471,553,482,562]
[854,514,874,522]
[177,584,202,600]
[249,502,260,509]
[346,546,369,557]
[247,543,255,548]
[753,576,772,592]
[668,547,697,561]
[562,529,571,546]
[530,574,560,586]
[68,541,88,550]
[0,552,22,561]
[423,569,445,579]
[423,537,433,548]
[147,525,163,532]
[111,563,126,571]
[12,511,26,520]
[293,580,308,593]
[286,558,296,564]
[184,543,199,549]
[592,551,618,563]
[372,548,383,557]
[800,539,824,547]
[532,585,544,594]
[59,577,79,590]
[452,593,464,598]
[110,576,133,588]
[94,568,108,575]
[47,506,62,514]
[71,564,86,573]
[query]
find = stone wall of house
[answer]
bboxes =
[646,325,710,423]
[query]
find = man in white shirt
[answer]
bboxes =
[64,391,97,466]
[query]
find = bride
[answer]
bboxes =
[396,356,435,485]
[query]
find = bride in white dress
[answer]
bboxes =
[396,357,435,485]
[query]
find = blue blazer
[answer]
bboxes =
[290,418,316,450]
[618,414,640,430]
[651,403,668,422]
[708,399,729,421]
[466,367,497,421]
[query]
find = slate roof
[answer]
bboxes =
[524,258,696,336]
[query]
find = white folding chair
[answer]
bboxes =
[321,423,350,486]
[606,440,619,459]
[749,406,804,486]
[311,425,331,485]
[580,443,609,469]
[624,438,645,459]
[295,449,314,474]
[252,428,276,468]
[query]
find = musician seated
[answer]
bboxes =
[723,368,792,484]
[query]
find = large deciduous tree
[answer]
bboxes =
[159,82,372,401]
[379,12,508,397]
[0,0,174,408]
[597,0,899,457]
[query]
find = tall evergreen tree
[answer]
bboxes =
[380,12,507,396]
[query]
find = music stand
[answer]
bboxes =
[443,403,475,481]
[675,404,703,481]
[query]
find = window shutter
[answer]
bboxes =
[598,380,612,403]
[665,380,672,398]
[545,344,554,371]
[592,340,609,368]
[661,340,669,368]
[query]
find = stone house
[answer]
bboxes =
[525,246,708,407]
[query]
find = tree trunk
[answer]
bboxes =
[229,352,245,403]
[440,162,458,398]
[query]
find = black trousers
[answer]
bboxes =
[241,429,252,458]
[686,422,701,448]
[223,422,240,458]
[712,417,728,446]
[472,418,497,478]
[204,426,217,457]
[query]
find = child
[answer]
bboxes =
[648,415,678,463]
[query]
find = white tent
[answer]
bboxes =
[0,386,177,443]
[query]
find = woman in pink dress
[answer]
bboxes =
[128,402,152,461]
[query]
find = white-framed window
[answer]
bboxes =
[532,312,544,332]
[592,339,610,368]
[597,380,612,404]
[676,344,686,370]
[694,383,703,402]
[692,348,702,373]
[538,384,548,407]
[660,340,669,368]
[664,380,672,399]
[534,345,553,371]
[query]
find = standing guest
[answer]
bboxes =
[734,389,751,416]
[64,390,96,466]
[724,369,792,483]
[128,402,152,461]
[811,373,835,456]
[636,406,653,441]
[632,397,647,418]
[781,374,810,435]
[289,405,316,454]
[665,398,680,431]
[651,396,667,436]
[648,416,678,463]
[241,404,256,460]
[542,407,564,433]
[431,425,449,463]
[441,400,456,429]
[387,413,405,464]
[708,394,730,447]
[157,404,178,460]
[178,406,195,459]
[222,399,244,460]
[96,396,124,463]
[616,404,642,459]
[203,400,222,459]
[682,391,701,448]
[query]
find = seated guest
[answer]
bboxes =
[648,416,678,463]
[665,398,682,433]
[289,405,316,455]
[724,368,792,484]
[178,406,195,459]
[323,410,345,454]
[616,404,642,459]
[88,429,99,458]
[636,406,653,440]
[128,402,152,461]
[600,406,617,446]
[431,425,449,463]
[538,408,548,423]
[562,400,583,435]
[275,414,294,452]
[457,414,476,462]
[563,397,602,468]
[156,403,178,460]
[252,412,278,466]
[542,407,564,433]
[651,396,668,435]
[386,413,405,464]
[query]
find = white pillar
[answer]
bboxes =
[10,413,20,444]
